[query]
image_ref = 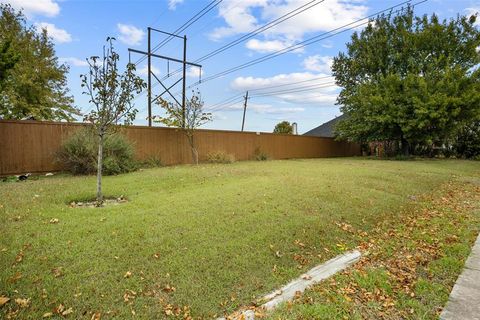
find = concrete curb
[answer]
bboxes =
[218,250,361,320]
[440,234,480,320]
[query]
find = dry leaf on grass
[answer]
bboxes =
[8,272,22,283]
[0,296,10,307]
[91,312,101,320]
[162,284,176,293]
[15,298,30,308]
[62,307,73,316]
[124,271,132,278]
[52,267,63,278]
[49,218,59,224]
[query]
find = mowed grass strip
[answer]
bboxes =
[266,180,480,320]
[0,159,479,319]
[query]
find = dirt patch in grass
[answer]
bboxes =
[68,196,128,208]
[267,181,480,319]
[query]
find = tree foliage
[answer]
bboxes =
[333,6,480,155]
[155,91,212,164]
[81,37,145,203]
[453,121,480,159]
[273,121,294,134]
[0,4,79,120]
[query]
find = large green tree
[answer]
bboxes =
[0,4,79,121]
[333,7,480,155]
[273,121,294,134]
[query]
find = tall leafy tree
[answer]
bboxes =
[81,38,145,204]
[0,4,79,120]
[0,40,18,91]
[333,6,480,155]
[273,121,294,134]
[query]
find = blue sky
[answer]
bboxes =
[3,0,480,133]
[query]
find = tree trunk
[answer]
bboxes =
[192,147,199,165]
[401,136,410,156]
[187,133,198,165]
[96,132,104,206]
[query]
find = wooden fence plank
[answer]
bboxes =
[0,120,361,175]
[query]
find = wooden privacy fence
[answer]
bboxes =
[0,120,361,175]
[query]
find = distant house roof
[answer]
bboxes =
[303,114,346,137]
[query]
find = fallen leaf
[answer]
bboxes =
[15,297,30,308]
[15,251,24,263]
[54,304,65,314]
[52,267,63,278]
[0,296,10,307]
[124,271,132,278]
[42,312,53,318]
[91,312,101,320]
[163,284,176,293]
[62,307,73,316]
[8,272,22,283]
[49,218,59,224]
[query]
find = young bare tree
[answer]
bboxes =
[81,37,145,204]
[155,91,212,164]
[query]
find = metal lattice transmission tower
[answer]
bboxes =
[129,27,202,127]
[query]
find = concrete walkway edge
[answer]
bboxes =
[218,250,361,320]
[440,234,480,320]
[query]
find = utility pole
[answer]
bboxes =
[128,28,201,127]
[147,27,152,127]
[241,91,249,132]
[182,35,187,128]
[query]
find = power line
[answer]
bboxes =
[206,81,337,113]
[247,75,334,92]
[205,97,245,111]
[251,82,336,97]
[187,0,423,88]
[134,0,222,66]
[159,0,327,81]
[204,76,334,111]
[196,0,325,63]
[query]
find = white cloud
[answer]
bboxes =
[245,39,291,53]
[321,41,333,49]
[218,102,304,114]
[59,57,88,67]
[302,55,333,74]
[210,0,369,49]
[168,0,184,10]
[209,0,267,40]
[186,66,203,78]
[5,0,60,17]
[230,72,338,105]
[136,64,161,77]
[117,23,145,46]
[35,22,72,43]
[231,72,332,90]
[465,7,480,26]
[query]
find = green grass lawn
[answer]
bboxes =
[1,158,479,319]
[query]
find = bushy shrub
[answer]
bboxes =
[206,151,235,164]
[453,122,480,159]
[141,155,163,168]
[253,147,269,161]
[57,128,138,175]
